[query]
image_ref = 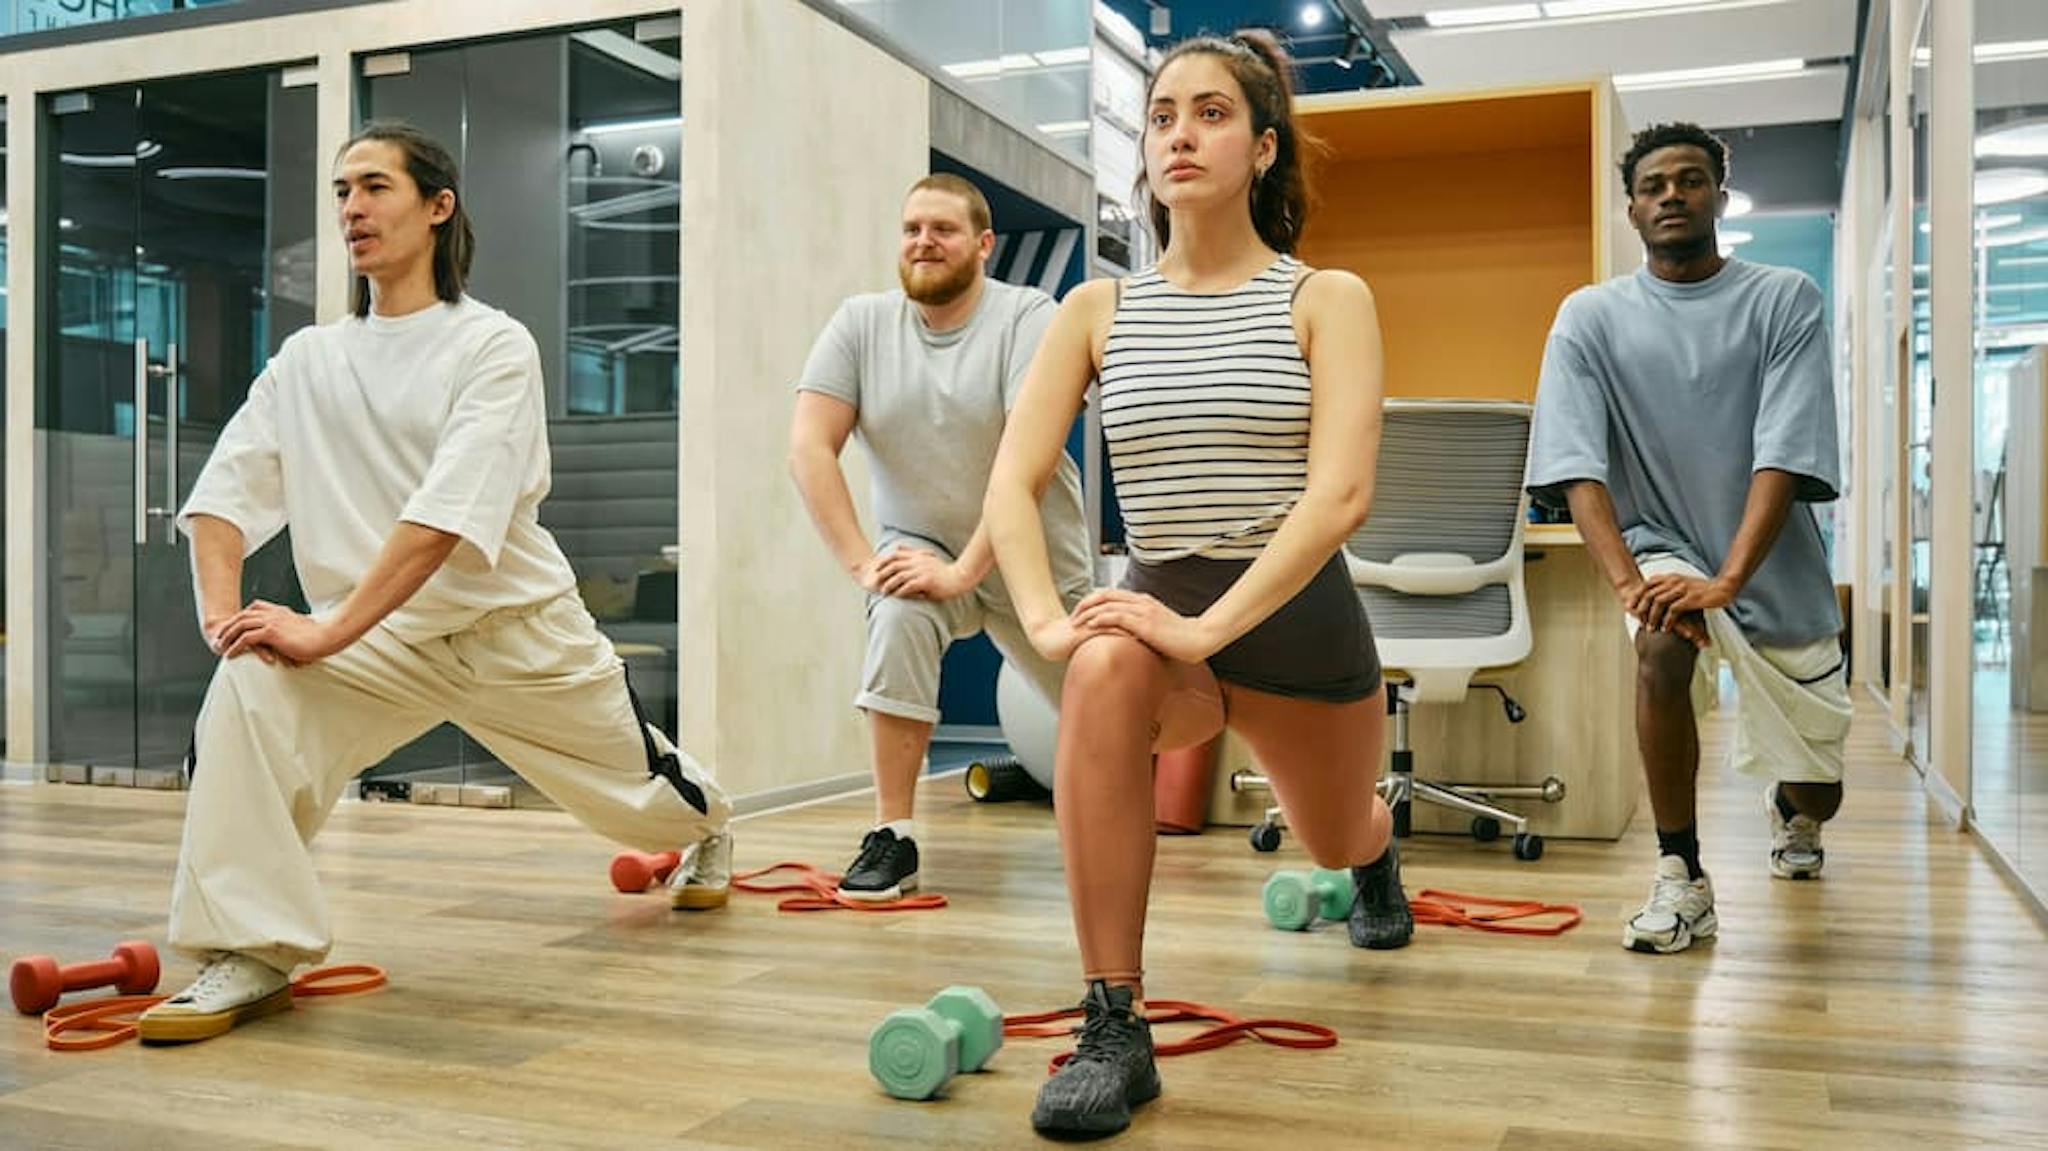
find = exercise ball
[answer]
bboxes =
[995,661,1059,792]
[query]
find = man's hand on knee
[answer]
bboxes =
[872,546,971,601]
[214,600,343,666]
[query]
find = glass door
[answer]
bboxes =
[40,66,315,785]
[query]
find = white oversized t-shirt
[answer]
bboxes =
[178,296,577,644]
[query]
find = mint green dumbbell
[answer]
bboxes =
[1262,867,1354,931]
[868,985,1005,1100]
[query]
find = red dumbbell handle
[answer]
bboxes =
[58,957,134,993]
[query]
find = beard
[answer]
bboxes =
[899,253,981,305]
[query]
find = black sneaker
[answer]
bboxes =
[1349,841,1414,949]
[1029,981,1160,1138]
[838,828,919,902]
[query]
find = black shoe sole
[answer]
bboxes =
[1031,1071,1161,1139]
[835,873,919,902]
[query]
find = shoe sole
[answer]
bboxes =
[670,886,730,910]
[138,985,293,1044]
[1031,1070,1161,1138]
[1352,918,1416,950]
[1624,910,1718,954]
[836,874,919,903]
[1770,860,1823,880]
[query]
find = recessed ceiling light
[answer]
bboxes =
[1300,3,1326,28]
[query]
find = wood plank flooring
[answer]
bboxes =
[1,697,2044,1150]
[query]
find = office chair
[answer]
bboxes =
[1237,399,1563,861]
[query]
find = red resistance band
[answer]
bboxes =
[1409,888,1582,936]
[731,861,948,912]
[1004,999,1338,1074]
[41,964,387,1052]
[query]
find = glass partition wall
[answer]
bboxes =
[23,13,682,809]
[1968,0,2048,897]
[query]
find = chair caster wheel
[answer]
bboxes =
[1512,833,1544,861]
[1470,817,1501,842]
[1249,823,1283,853]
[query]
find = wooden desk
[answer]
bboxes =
[1207,524,1641,840]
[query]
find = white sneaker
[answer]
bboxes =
[669,828,731,911]
[137,952,292,1043]
[1767,783,1825,880]
[1622,855,1718,954]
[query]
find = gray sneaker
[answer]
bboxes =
[1767,783,1825,880]
[669,829,731,910]
[1029,982,1160,1138]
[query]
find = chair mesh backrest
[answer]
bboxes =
[1348,404,1532,641]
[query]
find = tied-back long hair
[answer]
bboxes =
[1136,29,1318,255]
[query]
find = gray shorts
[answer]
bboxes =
[860,531,1087,724]
[1125,550,1382,703]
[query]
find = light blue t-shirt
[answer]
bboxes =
[1525,258,1842,646]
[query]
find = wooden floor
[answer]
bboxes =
[2,698,2045,1150]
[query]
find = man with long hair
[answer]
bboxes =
[139,122,731,1043]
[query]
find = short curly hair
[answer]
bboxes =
[1619,122,1729,193]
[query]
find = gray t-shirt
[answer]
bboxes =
[796,277,1092,601]
[1525,258,1841,646]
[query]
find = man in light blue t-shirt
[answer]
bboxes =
[789,174,1090,901]
[1527,123,1852,956]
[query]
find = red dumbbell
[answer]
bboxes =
[610,850,681,893]
[10,940,161,1015]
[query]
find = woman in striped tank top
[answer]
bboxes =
[985,29,1410,1138]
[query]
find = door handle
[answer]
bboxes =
[144,343,179,545]
[133,338,148,546]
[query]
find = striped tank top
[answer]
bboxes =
[1099,254,1311,562]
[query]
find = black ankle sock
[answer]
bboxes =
[1774,786,1801,822]
[1657,824,1703,880]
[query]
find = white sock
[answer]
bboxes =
[874,819,917,842]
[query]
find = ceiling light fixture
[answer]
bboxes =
[1333,29,1361,68]
[1977,118,2048,159]
[1975,167,2048,205]
[156,166,268,181]
[1613,58,1807,92]
[1300,3,1326,28]
[580,116,683,136]
[1542,0,1711,15]
[1423,4,1541,29]
[1917,39,2048,67]
[1419,0,1786,32]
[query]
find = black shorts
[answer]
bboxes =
[1123,551,1382,703]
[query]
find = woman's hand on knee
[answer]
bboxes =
[1026,612,1122,662]
[1071,589,1220,664]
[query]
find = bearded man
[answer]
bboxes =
[787,173,1090,900]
